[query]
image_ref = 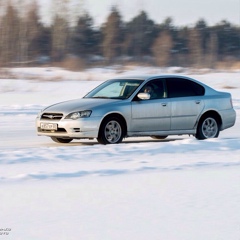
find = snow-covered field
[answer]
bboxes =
[0,67,240,240]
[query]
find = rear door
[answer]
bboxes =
[166,77,205,130]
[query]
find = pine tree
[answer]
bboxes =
[124,11,158,59]
[70,13,99,57]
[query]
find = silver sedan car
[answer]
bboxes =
[36,75,236,144]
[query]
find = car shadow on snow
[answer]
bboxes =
[45,137,186,146]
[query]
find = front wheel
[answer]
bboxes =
[195,116,219,140]
[97,117,124,144]
[51,137,73,143]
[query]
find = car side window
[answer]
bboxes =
[166,78,205,98]
[138,79,165,100]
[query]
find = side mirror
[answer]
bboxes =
[137,92,150,100]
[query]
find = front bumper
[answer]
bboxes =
[36,116,102,139]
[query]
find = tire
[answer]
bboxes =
[151,136,168,140]
[51,137,73,143]
[195,116,219,140]
[97,117,124,144]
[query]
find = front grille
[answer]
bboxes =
[38,127,67,133]
[41,113,63,121]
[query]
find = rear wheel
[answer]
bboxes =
[151,136,168,140]
[97,117,124,144]
[51,137,73,143]
[195,116,219,140]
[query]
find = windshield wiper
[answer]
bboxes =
[86,96,125,100]
[92,96,110,99]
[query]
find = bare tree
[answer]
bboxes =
[188,29,203,67]
[0,3,20,66]
[0,0,41,65]
[207,32,218,68]
[50,0,71,61]
[51,15,69,61]
[102,7,123,63]
[152,31,173,67]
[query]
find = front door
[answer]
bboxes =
[131,99,171,132]
[130,79,171,132]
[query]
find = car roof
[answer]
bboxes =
[112,74,194,81]
[111,74,215,91]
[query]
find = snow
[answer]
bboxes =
[0,66,240,240]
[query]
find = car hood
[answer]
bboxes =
[43,98,121,113]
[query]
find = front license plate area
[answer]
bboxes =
[40,122,58,130]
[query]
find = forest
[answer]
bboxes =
[0,0,240,69]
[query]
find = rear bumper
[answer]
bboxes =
[219,108,236,130]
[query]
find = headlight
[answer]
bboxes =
[65,110,92,120]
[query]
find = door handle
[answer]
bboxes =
[195,100,201,104]
[161,103,167,107]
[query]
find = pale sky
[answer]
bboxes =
[38,0,240,27]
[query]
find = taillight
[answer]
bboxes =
[230,98,233,108]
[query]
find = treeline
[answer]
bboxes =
[0,2,240,68]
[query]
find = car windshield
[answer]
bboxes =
[84,79,143,99]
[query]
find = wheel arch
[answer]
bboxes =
[99,113,128,137]
[198,110,222,129]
